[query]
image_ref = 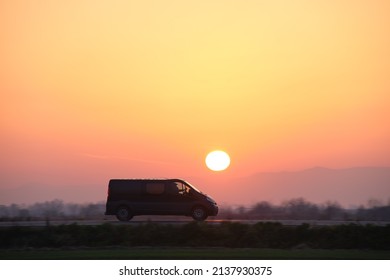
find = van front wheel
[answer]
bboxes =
[191,206,208,221]
[116,206,133,221]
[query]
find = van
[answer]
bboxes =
[105,179,218,221]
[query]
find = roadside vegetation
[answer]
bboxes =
[2,247,390,260]
[1,222,389,250]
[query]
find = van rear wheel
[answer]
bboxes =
[116,206,133,221]
[191,206,208,221]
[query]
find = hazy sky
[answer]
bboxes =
[1,1,389,204]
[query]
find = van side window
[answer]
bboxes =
[166,182,180,196]
[175,182,191,195]
[176,182,187,195]
[166,182,189,196]
[146,183,164,195]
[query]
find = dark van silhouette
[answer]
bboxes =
[105,179,218,221]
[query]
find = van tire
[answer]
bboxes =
[191,206,208,221]
[116,206,133,221]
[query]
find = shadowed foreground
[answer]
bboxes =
[2,248,390,260]
[1,222,389,259]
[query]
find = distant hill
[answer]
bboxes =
[207,166,390,207]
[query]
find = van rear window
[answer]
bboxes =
[110,180,142,194]
[146,183,164,195]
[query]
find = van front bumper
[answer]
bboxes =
[210,205,219,216]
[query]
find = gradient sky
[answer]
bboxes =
[1,1,389,204]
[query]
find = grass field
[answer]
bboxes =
[1,247,390,260]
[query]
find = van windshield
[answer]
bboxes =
[180,180,202,194]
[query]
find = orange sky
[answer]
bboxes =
[1,1,389,204]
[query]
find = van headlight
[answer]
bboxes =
[206,196,216,204]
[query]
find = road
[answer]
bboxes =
[0,218,389,227]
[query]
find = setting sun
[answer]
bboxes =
[205,151,231,172]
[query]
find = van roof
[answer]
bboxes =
[108,178,201,193]
[109,178,185,181]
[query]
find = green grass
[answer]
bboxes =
[1,247,389,260]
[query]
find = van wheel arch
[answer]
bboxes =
[116,205,133,221]
[191,205,208,221]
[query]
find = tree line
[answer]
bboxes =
[0,200,105,221]
[220,198,390,221]
[1,198,390,221]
